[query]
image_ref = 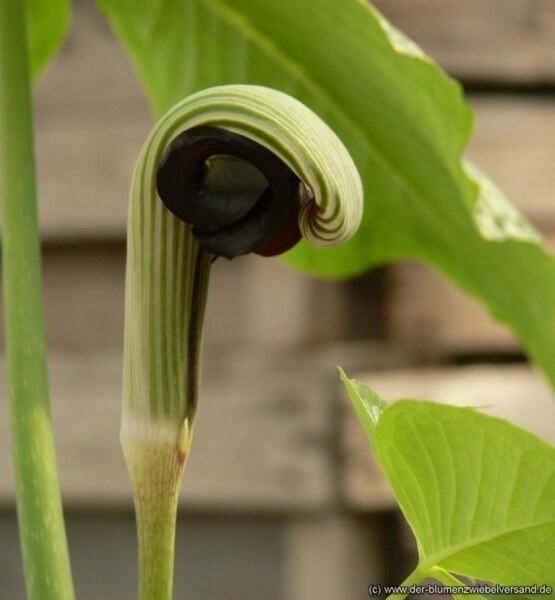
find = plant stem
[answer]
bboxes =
[429,567,465,587]
[0,1,75,598]
[429,567,484,598]
[384,565,429,600]
[122,422,191,600]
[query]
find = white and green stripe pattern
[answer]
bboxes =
[122,84,363,438]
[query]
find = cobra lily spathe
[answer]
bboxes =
[122,84,363,600]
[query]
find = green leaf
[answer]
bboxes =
[339,367,388,448]
[342,373,555,593]
[26,0,70,80]
[97,0,555,388]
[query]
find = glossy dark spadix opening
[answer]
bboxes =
[156,125,308,258]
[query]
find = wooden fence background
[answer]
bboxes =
[1,1,554,598]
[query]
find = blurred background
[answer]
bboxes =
[1,1,555,598]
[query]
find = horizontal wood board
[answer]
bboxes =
[373,0,555,83]
[384,261,520,356]
[0,349,340,510]
[2,357,552,512]
[0,245,347,352]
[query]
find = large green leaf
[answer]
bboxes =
[97,0,555,388]
[27,0,70,80]
[341,370,555,594]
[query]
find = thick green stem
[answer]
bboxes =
[0,1,75,598]
[122,421,190,600]
[384,565,429,600]
[429,567,484,598]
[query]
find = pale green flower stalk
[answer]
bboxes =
[122,84,363,599]
[0,1,75,598]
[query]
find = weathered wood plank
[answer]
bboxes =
[34,2,145,109]
[341,365,555,510]
[32,2,150,239]
[9,237,523,380]
[35,113,148,239]
[468,97,555,225]
[0,245,347,351]
[373,0,555,83]
[0,349,338,510]
[385,261,520,356]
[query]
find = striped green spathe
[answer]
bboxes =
[122,84,363,438]
[122,84,363,600]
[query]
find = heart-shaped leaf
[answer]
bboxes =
[97,0,555,389]
[341,370,555,592]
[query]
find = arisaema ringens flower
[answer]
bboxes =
[122,84,363,600]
